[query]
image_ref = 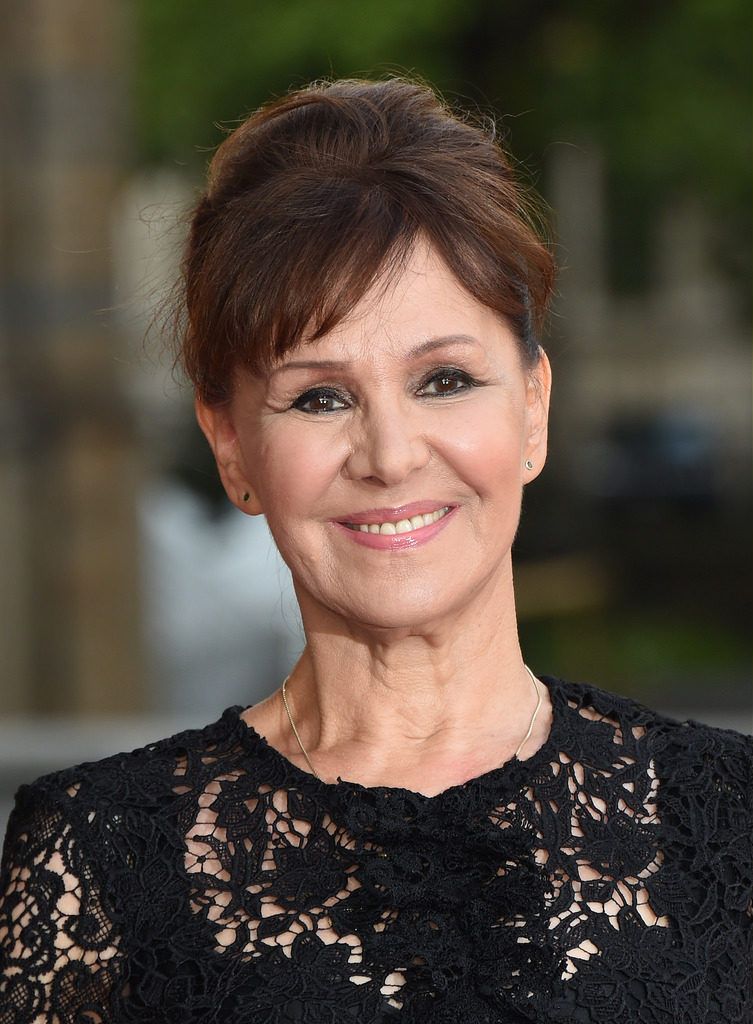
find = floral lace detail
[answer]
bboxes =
[0,793,121,1024]
[1,676,751,1023]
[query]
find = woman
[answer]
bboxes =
[1,77,750,1024]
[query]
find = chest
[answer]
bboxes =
[109,766,742,1023]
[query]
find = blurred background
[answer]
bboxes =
[1,0,750,833]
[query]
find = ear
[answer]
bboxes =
[523,348,552,482]
[194,396,264,515]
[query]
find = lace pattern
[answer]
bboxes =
[1,675,751,1023]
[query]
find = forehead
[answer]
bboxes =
[278,241,517,367]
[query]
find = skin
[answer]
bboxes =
[197,240,554,797]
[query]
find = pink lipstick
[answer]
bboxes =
[330,502,458,550]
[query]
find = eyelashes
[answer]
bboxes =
[291,387,349,415]
[290,367,484,415]
[420,368,484,398]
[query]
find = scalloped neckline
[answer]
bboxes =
[231,673,566,802]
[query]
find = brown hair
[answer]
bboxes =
[177,77,555,405]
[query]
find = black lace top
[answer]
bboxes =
[1,674,751,1023]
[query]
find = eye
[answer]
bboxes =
[417,367,480,397]
[291,387,350,414]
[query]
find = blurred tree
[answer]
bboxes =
[135,0,471,160]
[135,0,751,292]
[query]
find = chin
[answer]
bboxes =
[295,550,512,631]
[360,606,444,631]
[330,584,480,633]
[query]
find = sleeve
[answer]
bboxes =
[660,723,753,1019]
[0,783,123,1024]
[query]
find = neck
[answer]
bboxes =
[279,562,551,784]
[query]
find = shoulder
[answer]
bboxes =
[8,705,250,838]
[547,673,752,795]
[548,673,751,900]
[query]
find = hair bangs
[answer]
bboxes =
[177,77,555,404]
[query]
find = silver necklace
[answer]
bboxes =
[280,664,543,782]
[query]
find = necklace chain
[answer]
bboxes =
[280,675,321,780]
[280,665,543,783]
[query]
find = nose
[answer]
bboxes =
[343,399,431,486]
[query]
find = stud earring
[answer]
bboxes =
[242,492,250,502]
[524,459,534,470]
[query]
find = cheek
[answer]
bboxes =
[440,407,524,497]
[245,426,344,565]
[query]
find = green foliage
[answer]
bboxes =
[134,0,472,164]
[531,0,751,204]
[519,607,750,707]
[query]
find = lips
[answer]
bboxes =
[342,507,451,535]
[331,502,458,550]
[335,501,455,526]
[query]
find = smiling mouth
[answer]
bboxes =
[341,506,452,535]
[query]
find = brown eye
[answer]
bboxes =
[291,388,349,414]
[418,369,476,397]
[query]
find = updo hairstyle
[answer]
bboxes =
[177,77,555,405]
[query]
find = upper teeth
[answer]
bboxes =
[346,507,450,534]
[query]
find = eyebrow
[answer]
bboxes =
[269,334,480,376]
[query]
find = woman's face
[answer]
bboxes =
[198,242,551,631]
